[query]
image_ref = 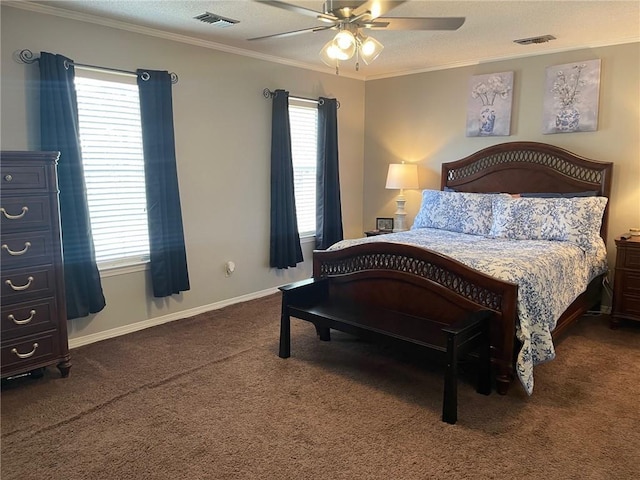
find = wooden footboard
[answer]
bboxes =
[313,242,519,394]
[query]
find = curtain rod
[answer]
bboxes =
[263,88,340,109]
[17,49,179,84]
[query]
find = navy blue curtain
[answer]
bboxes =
[39,52,106,319]
[316,97,343,249]
[269,89,303,269]
[137,69,190,297]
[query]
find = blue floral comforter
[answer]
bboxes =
[328,228,608,394]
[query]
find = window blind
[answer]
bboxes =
[74,76,150,267]
[289,104,318,236]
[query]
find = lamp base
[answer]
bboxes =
[393,197,408,232]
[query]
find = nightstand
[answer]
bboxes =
[611,235,640,328]
[364,230,393,237]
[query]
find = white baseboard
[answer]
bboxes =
[68,287,279,349]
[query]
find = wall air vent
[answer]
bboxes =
[194,12,239,27]
[514,35,556,45]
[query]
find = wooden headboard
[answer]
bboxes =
[440,141,613,240]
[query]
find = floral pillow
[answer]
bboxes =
[412,190,501,236]
[489,196,608,251]
[489,196,567,241]
[562,196,608,252]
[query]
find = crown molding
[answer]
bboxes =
[364,37,640,81]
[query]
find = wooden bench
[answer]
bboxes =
[278,277,492,424]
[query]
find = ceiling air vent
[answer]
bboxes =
[514,35,556,45]
[194,12,239,27]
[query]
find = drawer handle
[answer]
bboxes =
[2,242,32,256]
[1,206,29,220]
[4,174,13,182]
[5,276,34,291]
[8,310,36,325]
[11,343,39,359]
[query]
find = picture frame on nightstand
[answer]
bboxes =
[376,217,394,232]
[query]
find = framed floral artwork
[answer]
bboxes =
[543,59,601,134]
[466,71,514,137]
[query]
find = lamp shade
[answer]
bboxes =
[385,163,419,190]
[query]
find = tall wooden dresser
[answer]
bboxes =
[1,151,71,379]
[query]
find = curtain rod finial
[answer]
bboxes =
[17,49,38,64]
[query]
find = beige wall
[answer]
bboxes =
[0,6,365,342]
[364,43,640,277]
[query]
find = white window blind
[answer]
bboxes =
[289,103,318,237]
[74,76,150,268]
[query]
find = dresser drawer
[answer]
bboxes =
[1,163,50,191]
[1,297,58,339]
[1,332,56,372]
[621,249,640,269]
[1,265,57,304]
[0,195,53,233]
[1,231,57,269]
[619,271,640,293]
[618,293,640,317]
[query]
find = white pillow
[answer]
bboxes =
[412,190,501,236]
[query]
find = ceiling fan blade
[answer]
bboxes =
[248,25,334,41]
[359,21,390,29]
[257,1,338,22]
[378,17,466,30]
[351,1,406,20]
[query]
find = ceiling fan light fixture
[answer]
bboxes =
[320,39,347,67]
[334,30,356,51]
[359,35,384,64]
[319,29,356,64]
[319,28,384,73]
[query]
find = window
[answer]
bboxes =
[289,102,318,237]
[74,75,150,269]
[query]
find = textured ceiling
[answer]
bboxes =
[17,1,640,79]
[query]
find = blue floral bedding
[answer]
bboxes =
[328,228,608,394]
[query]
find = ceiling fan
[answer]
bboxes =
[249,1,465,74]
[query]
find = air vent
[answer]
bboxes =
[514,35,556,45]
[194,12,239,27]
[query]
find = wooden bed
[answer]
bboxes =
[312,141,613,394]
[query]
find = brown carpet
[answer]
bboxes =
[2,294,639,480]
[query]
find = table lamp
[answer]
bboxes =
[385,162,419,232]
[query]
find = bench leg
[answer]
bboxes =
[442,333,458,425]
[315,324,331,341]
[279,304,291,358]
[476,318,492,396]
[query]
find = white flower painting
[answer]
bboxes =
[543,59,601,134]
[466,71,514,137]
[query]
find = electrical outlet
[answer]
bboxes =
[225,261,235,277]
